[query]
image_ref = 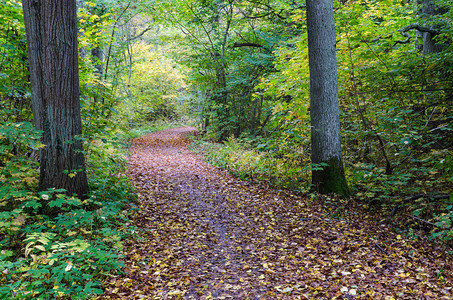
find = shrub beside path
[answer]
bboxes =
[101,127,452,299]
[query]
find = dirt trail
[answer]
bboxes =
[102,127,452,299]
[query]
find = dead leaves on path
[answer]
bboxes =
[101,127,452,299]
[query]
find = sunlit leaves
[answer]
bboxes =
[115,41,187,124]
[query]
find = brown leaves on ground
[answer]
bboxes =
[101,127,452,299]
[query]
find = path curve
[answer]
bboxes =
[102,127,451,299]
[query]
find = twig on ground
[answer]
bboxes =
[405,214,438,227]
[389,194,450,218]
[375,243,389,255]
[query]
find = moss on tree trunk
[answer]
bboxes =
[312,156,349,198]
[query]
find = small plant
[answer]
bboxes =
[0,121,135,299]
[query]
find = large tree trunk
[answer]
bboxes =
[306,0,349,197]
[22,0,89,199]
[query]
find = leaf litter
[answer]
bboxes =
[100,127,452,299]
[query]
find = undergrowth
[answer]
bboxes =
[190,133,453,250]
[126,119,192,140]
[0,121,137,299]
[189,135,311,193]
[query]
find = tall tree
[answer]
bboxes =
[22,0,89,199]
[306,0,349,197]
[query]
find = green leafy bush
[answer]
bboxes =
[0,123,136,299]
[190,133,311,192]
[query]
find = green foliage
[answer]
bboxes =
[0,122,135,299]
[183,0,453,244]
[114,41,186,126]
[1,1,452,297]
[0,122,41,212]
[156,0,282,140]
[331,1,453,232]
[127,119,192,140]
[0,0,31,122]
[190,134,311,192]
[0,1,191,298]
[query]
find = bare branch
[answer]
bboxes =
[358,25,438,47]
[125,26,153,42]
[393,24,438,46]
[243,0,290,20]
[232,42,264,49]
[400,24,438,35]
[390,194,450,218]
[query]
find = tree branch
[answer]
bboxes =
[243,0,290,19]
[125,26,153,42]
[393,24,439,46]
[358,25,438,47]
[232,42,264,49]
[390,194,450,218]
[400,24,438,35]
[405,214,438,227]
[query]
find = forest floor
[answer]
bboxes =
[101,127,452,299]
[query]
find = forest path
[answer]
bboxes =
[102,127,451,299]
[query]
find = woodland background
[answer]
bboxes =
[0,0,452,298]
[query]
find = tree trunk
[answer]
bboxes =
[306,0,349,197]
[214,57,230,141]
[91,47,104,79]
[22,0,89,199]
[422,0,447,54]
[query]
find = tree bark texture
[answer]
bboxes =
[22,0,89,198]
[422,0,447,54]
[306,0,349,197]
